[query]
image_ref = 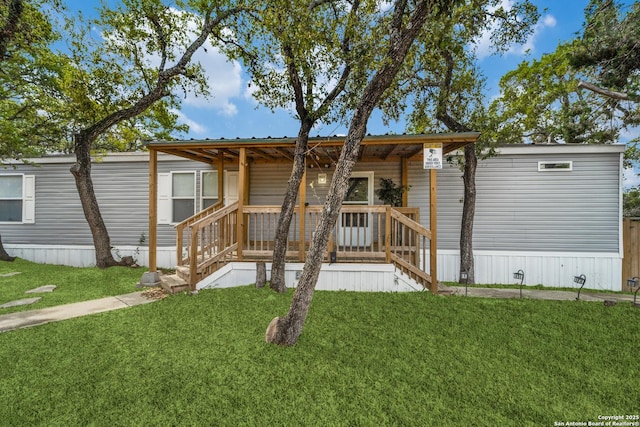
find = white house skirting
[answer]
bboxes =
[5,245,622,292]
[436,249,622,292]
[4,244,176,270]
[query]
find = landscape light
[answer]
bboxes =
[574,274,587,301]
[513,269,524,298]
[461,271,468,296]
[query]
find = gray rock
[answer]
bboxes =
[0,272,22,278]
[25,285,57,294]
[0,297,41,309]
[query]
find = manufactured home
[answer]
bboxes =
[0,134,625,291]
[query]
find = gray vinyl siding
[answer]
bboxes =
[249,161,401,206]
[409,150,621,253]
[0,159,151,246]
[1,147,621,254]
[0,156,219,247]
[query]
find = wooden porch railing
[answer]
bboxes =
[180,202,238,288]
[175,200,224,265]
[180,204,432,290]
[388,208,432,287]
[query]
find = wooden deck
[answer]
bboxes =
[174,204,432,290]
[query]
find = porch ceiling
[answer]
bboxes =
[146,132,480,165]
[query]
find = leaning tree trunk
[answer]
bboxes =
[265,127,365,345]
[270,122,312,292]
[265,0,436,346]
[0,234,16,262]
[459,144,476,284]
[70,132,120,268]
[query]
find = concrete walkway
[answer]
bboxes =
[0,292,155,333]
[447,285,637,303]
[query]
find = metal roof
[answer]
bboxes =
[146,132,480,164]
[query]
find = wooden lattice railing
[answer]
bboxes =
[182,202,238,288]
[175,200,224,265]
[180,203,432,290]
[388,208,432,288]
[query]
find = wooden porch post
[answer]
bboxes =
[401,157,409,207]
[299,169,307,261]
[429,168,438,294]
[218,151,224,205]
[237,148,246,260]
[149,149,158,271]
[140,149,160,286]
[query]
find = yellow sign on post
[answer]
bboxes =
[423,143,442,169]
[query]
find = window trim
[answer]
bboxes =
[0,174,35,224]
[538,161,573,172]
[343,171,374,205]
[170,171,196,224]
[200,170,219,210]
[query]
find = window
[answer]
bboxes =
[157,170,217,224]
[0,174,35,223]
[201,171,219,209]
[538,161,573,171]
[171,172,195,223]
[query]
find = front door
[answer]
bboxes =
[338,171,374,247]
[224,171,239,206]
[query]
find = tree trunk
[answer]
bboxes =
[256,262,267,288]
[266,131,364,345]
[70,132,120,268]
[0,234,16,262]
[459,144,476,284]
[269,122,312,292]
[265,0,436,346]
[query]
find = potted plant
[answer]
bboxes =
[375,178,410,207]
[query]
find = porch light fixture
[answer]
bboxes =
[317,173,327,185]
[574,274,587,301]
[513,269,524,298]
[460,271,468,296]
[627,277,640,307]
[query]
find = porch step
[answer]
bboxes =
[176,265,189,282]
[160,273,190,294]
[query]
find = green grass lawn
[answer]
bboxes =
[0,258,145,314]
[1,282,638,426]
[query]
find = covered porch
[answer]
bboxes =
[145,133,479,292]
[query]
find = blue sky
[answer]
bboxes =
[62,0,640,186]
[60,0,597,137]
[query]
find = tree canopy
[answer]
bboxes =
[0,0,68,161]
[488,44,621,146]
[570,0,640,104]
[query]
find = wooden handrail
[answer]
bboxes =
[176,200,225,266]
[176,200,224,229]
[390,208,431,239]
[186,202,239,288]
[388,207,432,289]
[180,203,433,291]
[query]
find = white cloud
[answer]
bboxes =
[378,1,393,12]
[102,7,244,117]
[623,167,640,189]
[473,0,556,59]
[243,79,259,104]
[620,126,640,143]
[183,42,243,117]
[171,109,207,135]
[508,14,556,56]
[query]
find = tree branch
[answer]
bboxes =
[82,5,247,141]
[577,80,636,101]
